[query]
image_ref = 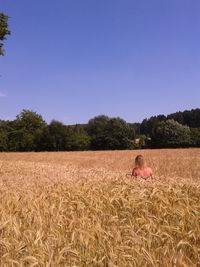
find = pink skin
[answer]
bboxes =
[132,167,155,180]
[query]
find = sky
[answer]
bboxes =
[0,0,200,124]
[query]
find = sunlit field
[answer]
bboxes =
[0,149,200,266]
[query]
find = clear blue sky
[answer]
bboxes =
[0,0,200,124]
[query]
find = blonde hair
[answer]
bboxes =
[135,155,145,169]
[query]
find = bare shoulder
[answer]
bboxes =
[132,167,138,175]
[146,167,153,173]
[133,167,140,172]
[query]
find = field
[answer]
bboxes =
[0,149,200,266]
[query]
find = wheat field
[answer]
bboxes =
[0,149,200,266]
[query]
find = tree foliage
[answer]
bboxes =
[0,120,11,151]
[140,108,200,136]
[190,128,200,147]
[87,115,135,150]
[0,108,200,151]
[11,110,47,151]
[0,13,10,56]
[167,108,200,128]
[151,119,191,148]
[140,115,166,136]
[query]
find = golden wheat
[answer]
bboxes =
[0,149,200,266]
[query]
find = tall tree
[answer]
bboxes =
[0,120,8,151]
[47,120,69,151]
[104,118,135,150]
[0,120,14,151]
[140,115,166,136]
[190,128,200,147]
[10,110,47,151]
[0,13,10,56]
[66,125,91,151]
[151,119,191,148]
[87,115,135,150]
[168,108,200,128]
[87,115,110,150]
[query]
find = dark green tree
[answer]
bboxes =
[151,119,191,148]
[104,118,135,150]
[190,128,200,147]
[140,115,166,136]
[87,115,135,150]
[66,124,91,151]
[167,108,200,128]
[10,110,46,151]
[0,120,15,151]
[129,123,141,136]
[47,120,68,151]
[0,130,7,151]
[87,115,110,150]
[67,132,91,151]
[0,13,10,56]
[0,121,8,151]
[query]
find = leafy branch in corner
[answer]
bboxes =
[0,13,11,56]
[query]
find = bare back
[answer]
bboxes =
[132,167,154,179]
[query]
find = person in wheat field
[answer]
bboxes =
[132,155,155,180]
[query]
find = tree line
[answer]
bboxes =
[0,108,200,152]
[139,108,200,148]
